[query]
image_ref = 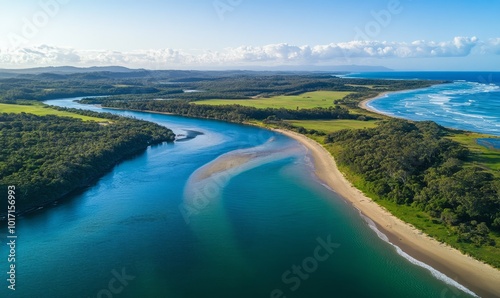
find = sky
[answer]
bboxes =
[0,0,499,70]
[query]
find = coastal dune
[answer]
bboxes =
[276,129,500,298]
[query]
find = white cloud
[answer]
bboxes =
[0,36,497,69]
[481,38,500,55]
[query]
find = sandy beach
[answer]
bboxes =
[276,128,500,298]
[359,92,390,114]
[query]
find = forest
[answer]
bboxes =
[325,119,500,246]
[0,110,175,216]
[0,70,442,103]
[96,99,369,122]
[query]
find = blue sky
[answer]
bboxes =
[0,0,499,70]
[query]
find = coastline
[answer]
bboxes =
[359,92,390,114]
[276,128,500,297]
[276,91,500,297]
[95,102,500,296]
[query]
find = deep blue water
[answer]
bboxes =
[346,72,500,136]
[0,98,478,297]
[346,71,500,84]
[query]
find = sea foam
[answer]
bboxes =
[359,212,479,298]
[370,80,500,136]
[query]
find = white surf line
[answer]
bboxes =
[359,212,479,298]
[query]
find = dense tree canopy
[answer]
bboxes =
[0,71,442,103]
[98,99,365,122]
[0,111,175,214]
[326,119,500,245]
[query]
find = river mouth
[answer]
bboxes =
[1,97,478,298]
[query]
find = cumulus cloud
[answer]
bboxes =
[0,45,81,65]
[0,36,497,68]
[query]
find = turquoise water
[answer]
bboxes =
[347,72,500,136]
[0,98,476,297]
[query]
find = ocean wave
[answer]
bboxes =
[440,82,499,96]
[369,79,500,135]
[428,95,452,105]
[366,103,395,116]
[359,212,479,298]
[444,109,496,119]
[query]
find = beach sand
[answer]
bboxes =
[276,128,500,298]
[359,92,389,114]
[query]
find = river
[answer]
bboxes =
[0,97,475,298]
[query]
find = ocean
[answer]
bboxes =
[346,72,500,136]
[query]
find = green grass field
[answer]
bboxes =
[195,91,352,109]
[345,84,376,89]
[345,84,391,90]
[0,103,109,122]
[287,119,379,133]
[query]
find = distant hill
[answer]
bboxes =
[242,65,393,72]
[320,65,392,72]
[0,66,138,78]
[0,65,392,78]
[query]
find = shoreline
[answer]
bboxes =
[276,128,500,297]
[359,92,390,113]
[358,90,415,116]
[95,102,500,295]
[277,89,500,297]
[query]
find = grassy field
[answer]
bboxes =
[345,84,376,89]
[345,84,392,90]
[195,91,352,109]
[0,103,109,122]
[287,119,379,133]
